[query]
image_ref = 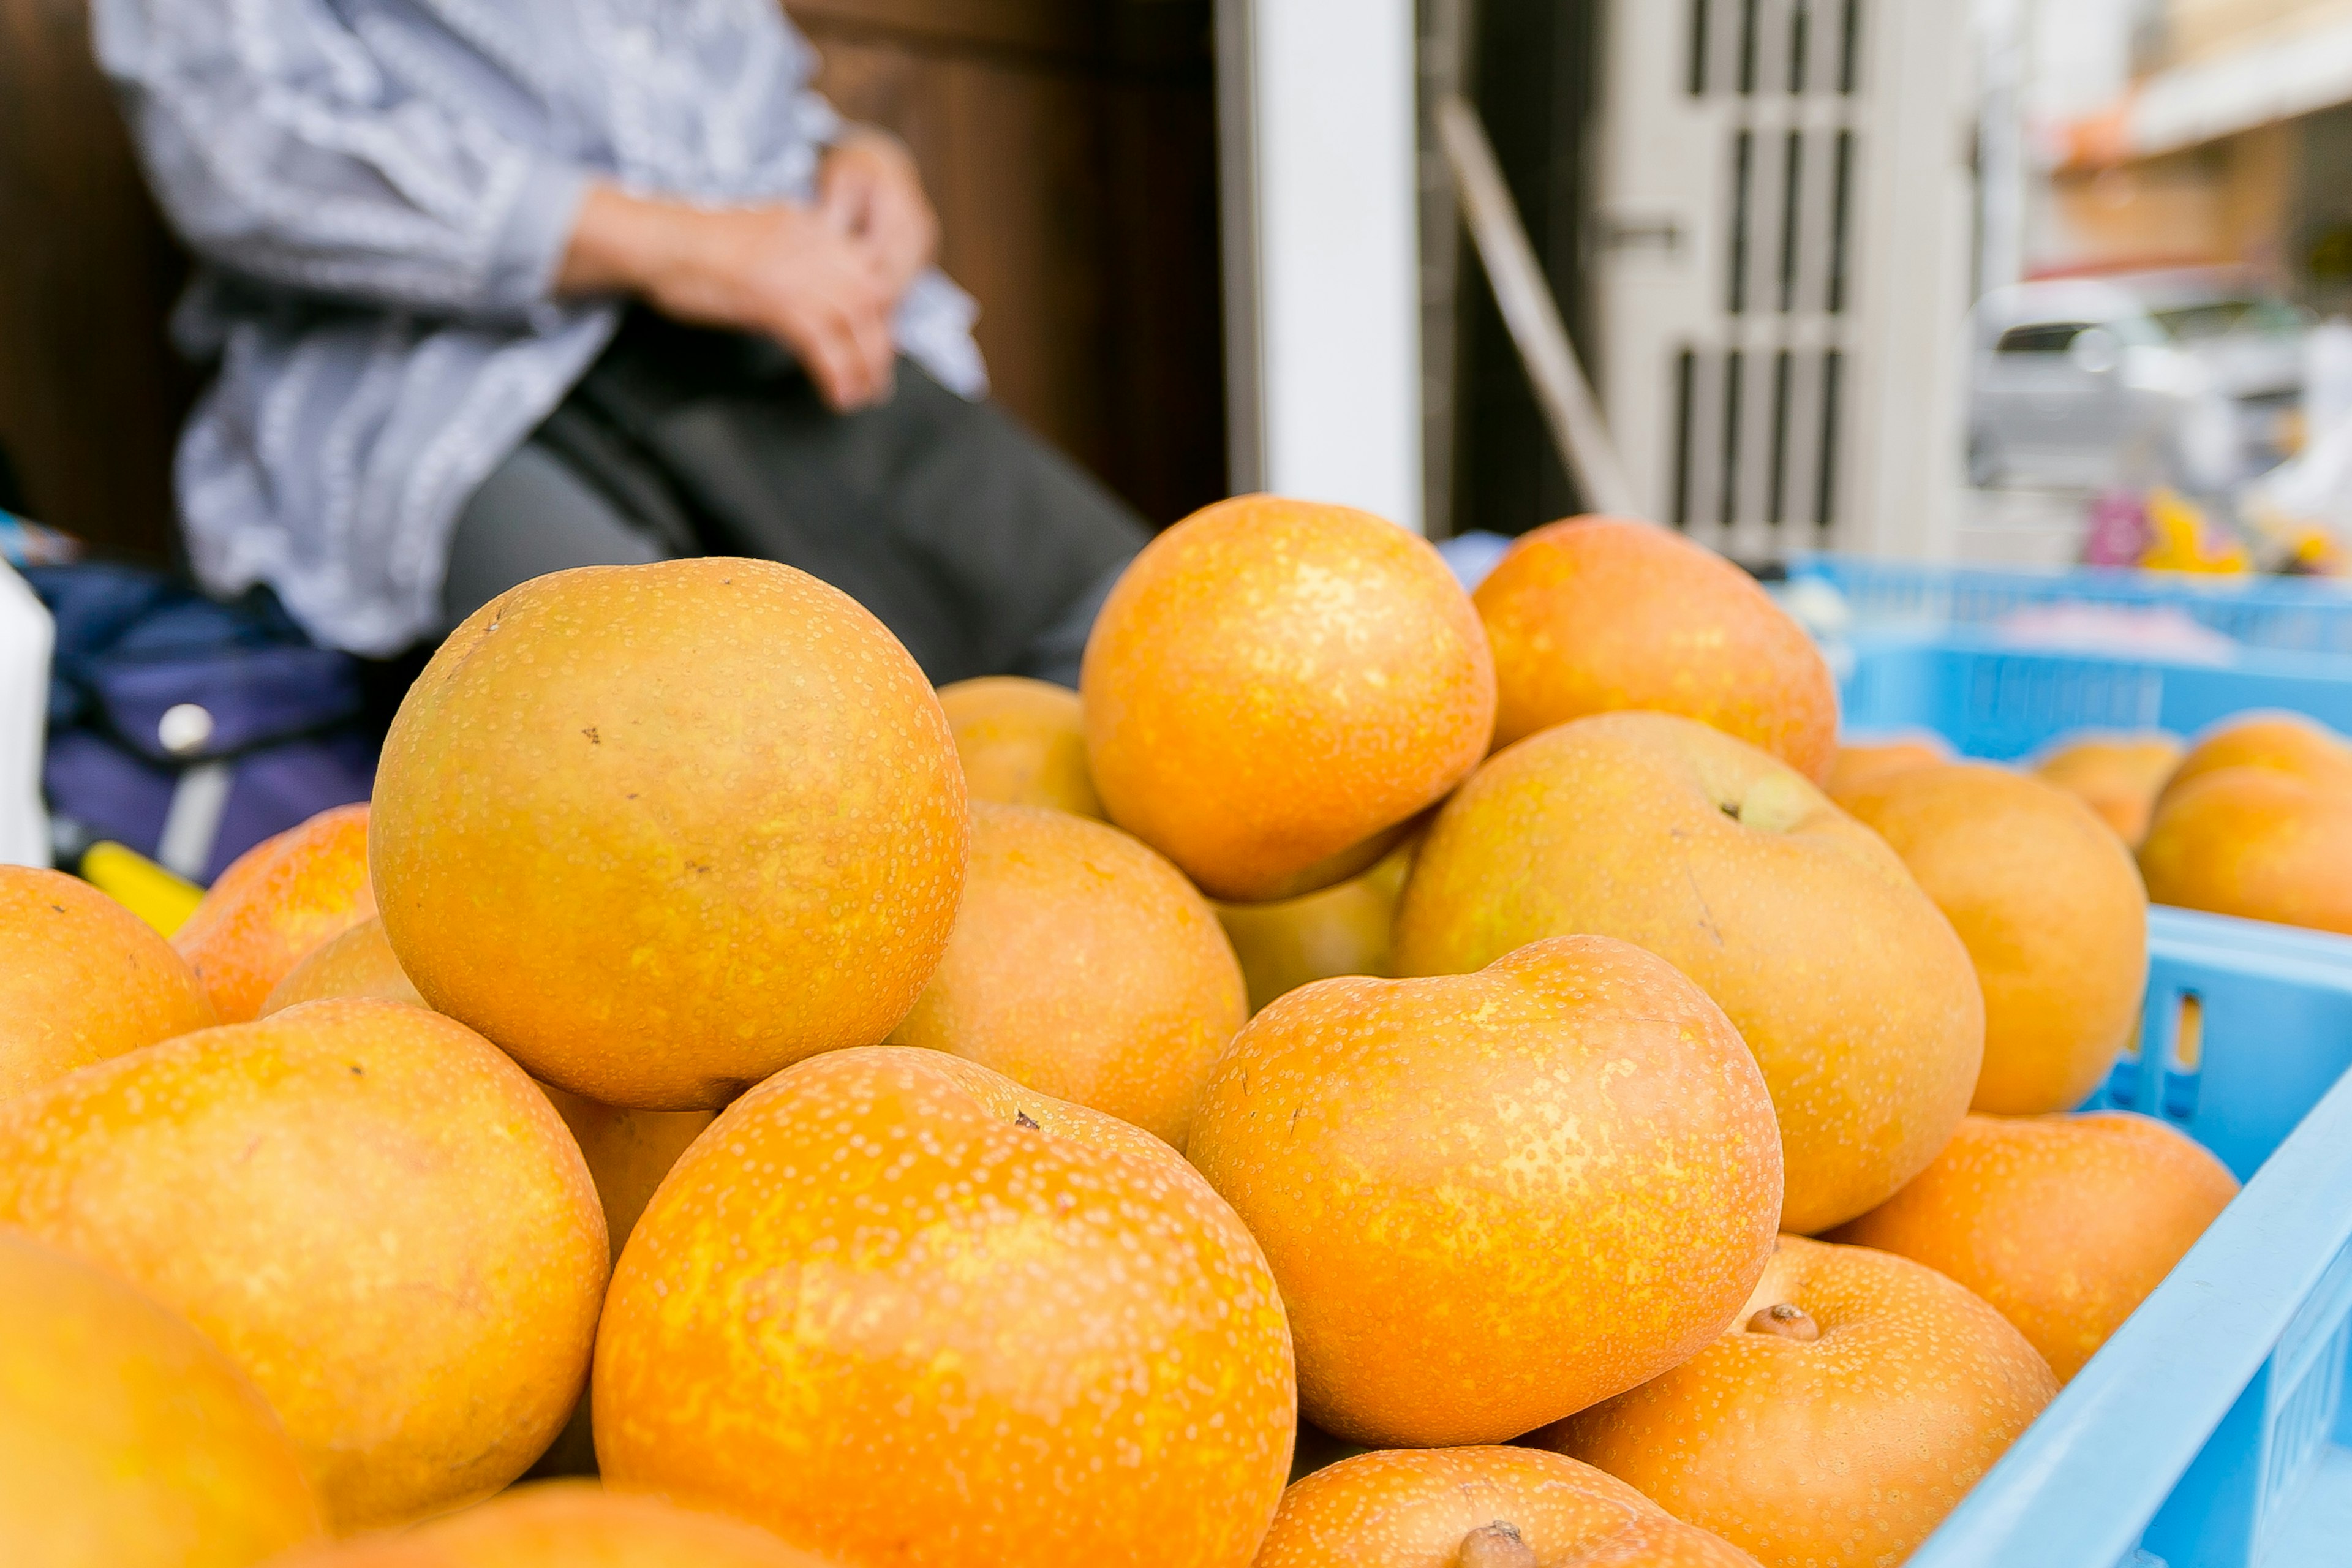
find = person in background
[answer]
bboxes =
[91,0,1148,688]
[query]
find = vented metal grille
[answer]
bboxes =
[1662,0,1867,558]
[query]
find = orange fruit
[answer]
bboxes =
[1082,494,1494,902]
[258,916,423,1014]
[1253,1446,1762,1567]
[595,1047,1295,1568]
[1545,1236,2057,1568]
[173,803,374,1022]
[1395,712,1983,1233]
[0,999,608,1530]
[2032,732,2183,846]
[1474,518,1838,777]
[1188,935,1782,1447]
[937,675,1104,818]
[888,801,1246,1145]
[372,559,968,1110]
[1,864,213,1099]
[268,1481,840,1566]
[0,1228,323,1567]
[1830,1112,2238,1380]
[1833,763,2148,1115]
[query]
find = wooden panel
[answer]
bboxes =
[806,2,1226,527]
[0,0,194,558]
[788,0,1098,57]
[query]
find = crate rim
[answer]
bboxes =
[1911,914,2352,1566]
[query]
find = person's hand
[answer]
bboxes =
[818,127,938,299]
[558,185,898,410]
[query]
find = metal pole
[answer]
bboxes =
[1436,91,1643,519]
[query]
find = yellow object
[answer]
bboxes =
[80,842,205,938]
[2139,488,2250,575]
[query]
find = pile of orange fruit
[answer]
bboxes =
[9,496,2312,1568]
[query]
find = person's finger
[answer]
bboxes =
[791,303,868,412]
[843,293,896,404]
[815,159,866,234]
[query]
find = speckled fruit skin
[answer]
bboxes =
[1,865,213,1099]
[1823,737,1947,799]
[1543,1236,2058,1568]
[1081,495,1496,902]
[2155,710,2352,810]
[1253,1447,1763,1568]
[1474,518,1838,777]
[260,916,424,1015]
[1833,764,2148,1117]
[1829,1112,2237,1381]
[1394,712,1984,1234]
[938,676,1106,818]
[174,803,374,1023]
[1212,836,1417,1014]
[372,559,969,1110]
[267,1482,841,1567]
[535,1082,715,1262]
[887,801,1247,1147]
[0,1229,323,1568]
[252,919,710,1262]
[0,999,609,1531]
[2139,764,2352,933]
[594,1047,1296,1568]
[1187,934,1782,1448]
[2032,731,2184,846]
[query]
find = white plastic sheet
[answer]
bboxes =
[0,557,53,867]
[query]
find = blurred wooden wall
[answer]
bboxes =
[0,0,1226,562]
[796,0,1227,527]
[0,0,195,560]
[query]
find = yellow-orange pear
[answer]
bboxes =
[1082,494,1495,902]
[1474,517,1838,777]
[267,1482,840,1567]
[535,1082,715,1262]
[1544,1236,2057,1568]
[1,864,213,1099]
[2158,710,2352,808]
[0,999,608,1531]
[1834,763,2147,1115]
[888,801,1246,1146]
[1188,935,1782,1447]
[1253,1447,1763,1568]
[594,1047,1295,1568]
[254,920,710,1261]
[1824,735,1947,799]
[373,559,968,1109]
[2033,731,2183,845]
[937,675,1104,818]
[173,803,374,1023]
[260,916,423,1014]
[1831,1112,2237,1380]
[2139,766,2352,933]
[1395,712,1984,1232]
[1212,835,1417,1014]
[0,1229,323,1568]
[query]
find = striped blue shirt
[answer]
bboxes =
[92,0,986,654]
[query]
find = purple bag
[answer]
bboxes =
[28,564,375,884]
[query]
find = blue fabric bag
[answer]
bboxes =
[28,562,375,884]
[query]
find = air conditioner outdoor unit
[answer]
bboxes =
[1592,0,1973,562]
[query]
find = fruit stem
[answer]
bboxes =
[1457,1520,1538,1568]
[1747,1302,1820,1341]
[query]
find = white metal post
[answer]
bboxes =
[1216,0,1427,533]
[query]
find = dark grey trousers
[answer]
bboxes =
[443,316,1147,689]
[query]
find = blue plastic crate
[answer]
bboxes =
[1790,555,2352,657]
[1913,908,2352,1568]
[1839,628,2352,761]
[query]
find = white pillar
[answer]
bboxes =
[1216,0,1426,532]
